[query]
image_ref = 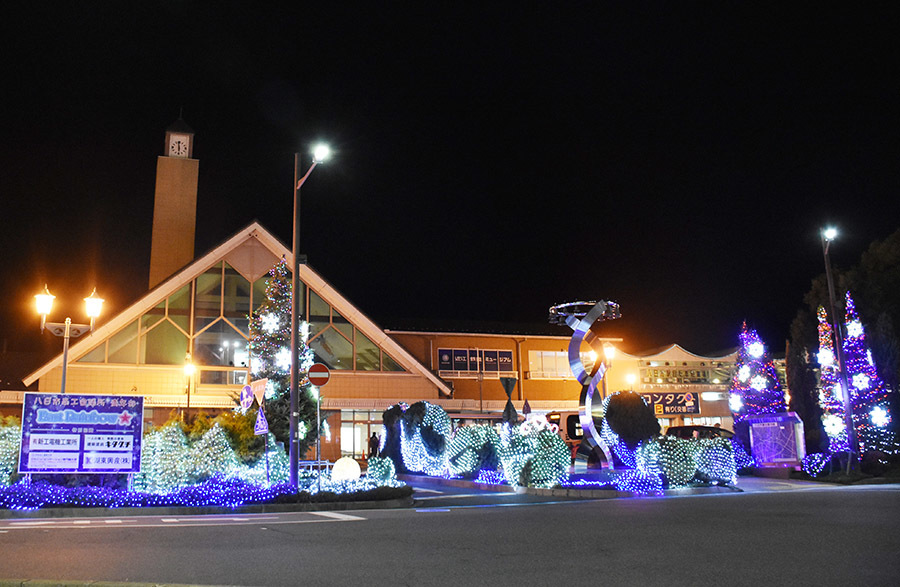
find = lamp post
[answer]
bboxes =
[35,285,104,394]
[601,343,616,400]
[183,352,195,419]
[290,143,330,488]
[821,227,858,471]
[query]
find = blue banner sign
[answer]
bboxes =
[18,393,144,474]
[641,392,701,415]
[438,349,516,373]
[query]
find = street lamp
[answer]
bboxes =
[821,227,858,471]
[601,343,616,400]
[183,352,195,419]
[290,143,330,488]
[35,285,104,394]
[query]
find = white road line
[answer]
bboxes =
[309,511,365,521]
[105,519,123,524]
[416,493,482,500]
[9,521,55,526]
[413,488,443,494]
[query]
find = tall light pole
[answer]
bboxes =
[290,144,330,488]
[821,227,858,471]
[35,286,104,394]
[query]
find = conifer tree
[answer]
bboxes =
[729,323,788,422]
[815,306,850,452]
[247,259,319,457]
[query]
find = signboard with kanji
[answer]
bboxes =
[641,392,700,415]
[18,392,144,474]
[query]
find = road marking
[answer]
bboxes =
[161,518,180,523]
[413,488,443,494]
[416,508,450,513]
[9,521,55,526]
[416,493,483,500]
[309,511,365,521]
[105,519,123,524]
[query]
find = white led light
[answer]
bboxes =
[729,394,743,412]
[817,348,834,367]
[847,320,863,338]
[747,342,764,359]
[738,366,750,382]
[852,373,870,390]
[871,406,889,427]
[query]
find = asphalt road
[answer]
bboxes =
[0,481,898,586]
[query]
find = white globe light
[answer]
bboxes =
[747,342,764,359]
[729,394,743,412]
[331,456,361,482]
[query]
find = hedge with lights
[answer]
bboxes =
[446,424,500,478]
[0,419,20,487]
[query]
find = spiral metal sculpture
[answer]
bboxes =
[548,300,621,469]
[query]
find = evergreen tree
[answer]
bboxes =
[247,259,319,458]
[815,306,850,453]
[729,323,787,448]
[840,292,896,454]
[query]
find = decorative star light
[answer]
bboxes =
[871,406,890,427]
[817,348,834,367]
[847,320,863,338]
[729,394,743,412]
[264,379,277,400]
[833,382,843,402]
[275,347,291,370]
[750,375,768,391]
[261,313,279,334]
[852,373,870,390]
[738,365,751,382]
[747,342,764,359]
[822,414,844,437]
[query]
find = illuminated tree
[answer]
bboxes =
[729,323,787,452]
[815,306,850,453]
[247,259,319,457]
[839,292,896,454]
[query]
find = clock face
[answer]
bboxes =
[169,134,190,157]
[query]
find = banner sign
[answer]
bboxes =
[641,392,700,415]
[18,393,144,474]
[438,348,516,373]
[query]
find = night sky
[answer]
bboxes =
[2,4,899,371]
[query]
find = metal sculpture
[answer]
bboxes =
[548,300,621,469]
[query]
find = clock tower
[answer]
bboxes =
[149,117,200,289]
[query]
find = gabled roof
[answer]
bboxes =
[24,221,451,395]
[614,343,738,362]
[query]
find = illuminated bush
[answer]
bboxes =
[381,401,451,476]
[654,435,699,487]
[365,456,396,483]
[604,391,660,448]
[498,424,570,488]
[0,422,20,487]
[694,437,737,485]
[447,424,500,478]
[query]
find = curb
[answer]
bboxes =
[0,496,414,520]
[401,473,741,499]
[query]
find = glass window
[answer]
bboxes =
[223,263,251,336]
[141,300,166,332]
[77,342,106,363]
[309,327,353,370]
[252,276,268,314]
[355,330,380,371]
[108,319,139,364]
[168,284,191,334]
[308,289,330,338]
[332,308,353,340]
[193,319,247,367]
[140,320,189,365]
[194,264,222,334]
[382,352,404,372]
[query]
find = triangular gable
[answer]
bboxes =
[24,221,451,396]
[631,343,737,363]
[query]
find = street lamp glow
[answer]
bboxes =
[823,227,838,241]
[603,344,616,361]
[84,288,104,319]
[312,144,330,163]
[35,285,55,317]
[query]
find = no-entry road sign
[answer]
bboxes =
[308,363,330,386]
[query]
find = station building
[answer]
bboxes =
[1,121,742,461]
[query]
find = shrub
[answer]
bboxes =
[604,391,660,449]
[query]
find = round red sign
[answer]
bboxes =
[308,362,331,386]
